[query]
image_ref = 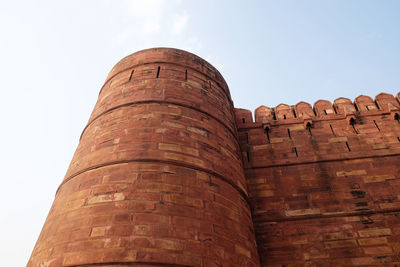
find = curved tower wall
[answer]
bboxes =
[28,48,259,267]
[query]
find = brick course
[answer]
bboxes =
[236,91,400,266]
[29,48,400,266]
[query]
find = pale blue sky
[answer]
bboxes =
[1,1,399,265]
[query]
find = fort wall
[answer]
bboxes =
[236,93,400,265]
[29,47,400,266]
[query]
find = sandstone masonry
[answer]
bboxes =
[29,48,400,266]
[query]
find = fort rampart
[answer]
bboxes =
[29,48,400,266]
[236,92,400,265]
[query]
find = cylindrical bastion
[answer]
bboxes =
[28,48,259,267]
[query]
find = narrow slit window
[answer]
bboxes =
[272,112,277,121]
[129,69,134,81]
[332,105,338,114]
[345,141,351,152]
[283,114,287,120]
[185,69,187,80]
[373,120,380,131]
[350,118,358,134]
[293,109,297,118]
[293,147,298,157]
[287,128,291,139]
[306,122,312,136]
[242,118,246,123]
[156,66,160,78]
[246,151,250,162]
[330,124,335,136]
[352,124,358,134]
[265,127,270,143]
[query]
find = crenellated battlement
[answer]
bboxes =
[235,92,400,128]
[235,91,400,169]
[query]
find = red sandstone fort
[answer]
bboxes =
[29,48,400,266]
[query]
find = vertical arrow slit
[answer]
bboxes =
[156,66,160,78]
[373,120,380,131]
[129,69,134,81]
[330,124,335,136]
[265,127,270,143]
[346,141,351,152]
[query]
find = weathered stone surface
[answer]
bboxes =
[29,47,400,266]
[237,91,400,265]
[28,48,259,267]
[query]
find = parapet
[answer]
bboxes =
[235,92,400,127]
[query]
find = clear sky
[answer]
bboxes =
[1,0,399,265]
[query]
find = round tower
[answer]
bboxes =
[28,48,259,267]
